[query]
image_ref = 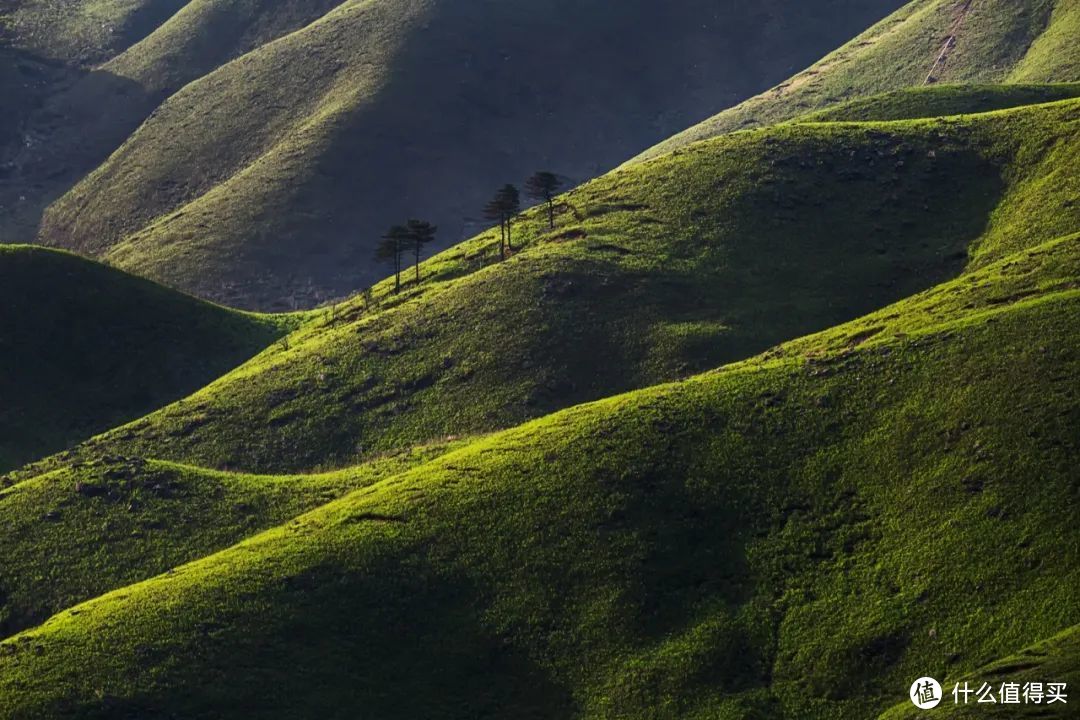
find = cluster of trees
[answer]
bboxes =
[374,171,565,293]
[484,171,565,260]
[374,218,437,293]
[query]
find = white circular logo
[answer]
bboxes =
[910,677,943,709]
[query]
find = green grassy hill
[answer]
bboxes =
[1,5,1077,716]
[0,438,463,637]
[7,0,907,308]
[797,82,1080,122]
[0,245,290,472]
[0,227,1075,719]
[636,0,1080,162]
[11,96,1077,480]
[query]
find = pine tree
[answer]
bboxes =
[406,219,437,282]
[496,184,522,251]
[525,171,564,229]
[375,225,409,293]
[482,198,506,260]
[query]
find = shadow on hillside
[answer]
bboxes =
[53,561,579,719]
[186,0,907,307]
[0,49,163,247]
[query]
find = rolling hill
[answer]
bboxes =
[0,437,464,637]
[0,95,1074,717]
[0,3,1077,717]
[0,245,290,472]
[635,0,1080,162]
[0,225,1075,719]
[1,0,908,308]
[10,94,1078,480]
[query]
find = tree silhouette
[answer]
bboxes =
[483,184,521,260]
[483,198,507,260]
[375,225,409,293]
[525,171,564,229]
[406,218,437,282]
[496,184,521,251]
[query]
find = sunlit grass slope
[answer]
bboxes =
[102,0,350,93]
[798,83,1080,122]
[0,231,1075,719]
[0,437,464,638]
[33,0,906,307]
[0,245,290,472]
[4,0,188,65]
[637,0,1080,161]
[15,98,1079,479]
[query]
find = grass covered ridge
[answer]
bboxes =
[0,229,1075,719]
[13,97,1079,480]
[636,0,1080,161]
[797,83,1080,123]
[0,245,292,472]
[0,437,466,638]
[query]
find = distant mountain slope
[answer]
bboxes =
[11,96,1076,479]
[0,230,1075,719]
[0,0,360,248]
[635,0,1080,161]
[4,0,189,65]
[8,0,907,308]
[0,245,288,471]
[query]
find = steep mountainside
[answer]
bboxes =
[1,0,906,307]
[11,96,1078,478]
[636,0,1080,161]
[0,245,289,471]
[0,228,1075,719]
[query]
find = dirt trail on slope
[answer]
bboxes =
[925,0,975,83]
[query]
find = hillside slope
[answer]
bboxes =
[636,0,1080,162]
[3,0,188,65]
[0,230,1075,719]
[0,438,463,637]
[14,0,907,308]
[797,82,1080,122]
[12,97,1078,478]
[0,245,289,472]
[0,0,360,245]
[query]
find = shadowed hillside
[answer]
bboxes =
[636,0,1080,161]
[11,97,1077,479]
[2,0,908,307]
[0,245,290,471]
[0,0,359,245]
